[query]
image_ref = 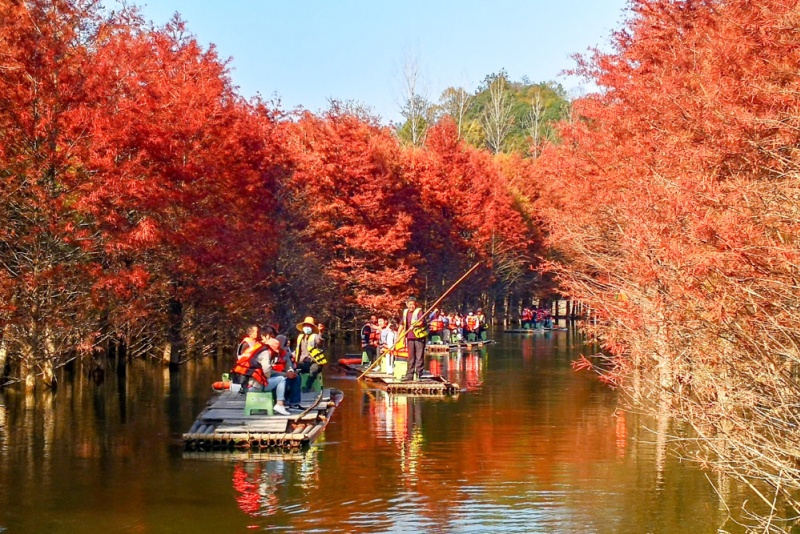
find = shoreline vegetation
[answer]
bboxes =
[2,0,799,529]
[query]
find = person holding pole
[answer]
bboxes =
[357,263,481,381]
[400,296,429,382]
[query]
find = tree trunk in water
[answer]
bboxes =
[163,297,183,370]
[42,359,55,389]
[0,324,10,382]
[42,327,57,389]
[20,353,36,391]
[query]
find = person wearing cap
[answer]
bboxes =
[400,296,428,382]
[247,336,291,416]
[295,316,327,392]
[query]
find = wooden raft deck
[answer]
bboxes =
[362,373,460,396]
[183,388,343,452]
[426,339,495,353]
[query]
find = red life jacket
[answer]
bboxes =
[429,319,444,332]
[466,316,479,331]
[231,341,268,386]
[271,348,287,373]
[369,326,381,346]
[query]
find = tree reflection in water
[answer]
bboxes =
[231,448,321,520]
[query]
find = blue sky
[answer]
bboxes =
[135,1,630,122]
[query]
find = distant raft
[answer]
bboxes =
[426,339,495,353]
[361,372,460,396]
[503,327,568,333]
[183,387,343,452]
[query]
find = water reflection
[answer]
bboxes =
[428,349,487,392]
[0,332,766,533]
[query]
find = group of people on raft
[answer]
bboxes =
[229,316,326,416]
[359,298,489,372]
[229,296,491,404]
[520,307,555,329]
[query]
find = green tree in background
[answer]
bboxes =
[398,70,570,156]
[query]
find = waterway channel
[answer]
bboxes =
[0,330,749,532]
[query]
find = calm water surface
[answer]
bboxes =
[0,330,744,532]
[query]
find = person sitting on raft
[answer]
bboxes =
[428,311,446,344]
[230,335,291,416]
[256,338,292,415]
[295,316,327,392]
[276,334,302,409]
[237,324,260,356]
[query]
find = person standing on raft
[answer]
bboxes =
[295,316,326,392]
[400,296,429,382]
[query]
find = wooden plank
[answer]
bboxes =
[216,420,289,433]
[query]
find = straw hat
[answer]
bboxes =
[296,316,319,333]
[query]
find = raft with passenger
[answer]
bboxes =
[183,380,343,452]
[425,331,495,353]
[351,349,460,396]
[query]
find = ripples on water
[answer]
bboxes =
[0,329,756,532]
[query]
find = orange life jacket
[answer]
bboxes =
[369,325,381,346]
[231,341,268,386]
[466,316,479,331]
[236,335,258,356]
[429,319,444,332]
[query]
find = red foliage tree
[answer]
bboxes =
[0,0,112,386]
[532,0,800,522]
[75,15,288,363]
[405,119,539,313]
[282,104,416,321]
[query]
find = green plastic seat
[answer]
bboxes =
[244,391,274,416]
[301,373,323,392]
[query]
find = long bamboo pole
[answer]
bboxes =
[357,262,481,380]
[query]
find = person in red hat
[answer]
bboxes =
[295,316,327,392]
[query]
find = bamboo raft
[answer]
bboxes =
[183,388,343,452]
[426,339,495,353]
[362,373,460,395]
[182,450,307,461]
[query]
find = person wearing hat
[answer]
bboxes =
[400,296,428,382]
[295,316,327,392]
